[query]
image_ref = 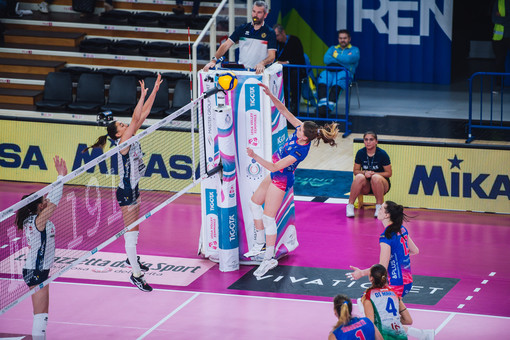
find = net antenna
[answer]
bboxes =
[0,89,218,315]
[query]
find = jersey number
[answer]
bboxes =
[386,298,398,316]
[355,330,366,340]
[400,235,409,256]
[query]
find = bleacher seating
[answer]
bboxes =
[0,0,227,118]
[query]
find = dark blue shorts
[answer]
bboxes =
[116,184,140,207]
[23,268,50,287]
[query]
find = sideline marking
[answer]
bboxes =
[435,312,456,335]
[137,292,200,340]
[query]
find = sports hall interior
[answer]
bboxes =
[0,0,509,339]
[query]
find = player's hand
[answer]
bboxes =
[257,83,270,96]
[255,62,264,74]
[139,80,148,98]
[246,147,255,158]
[154,73,163,91]
[346,265,362,280]
[203,61,216,72]
[54,156,68,177]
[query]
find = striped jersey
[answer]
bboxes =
[117,141,146,189]
[23,214,56,271]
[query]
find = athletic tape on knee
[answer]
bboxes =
[262,215,277,236]
[124,231,139,247]
[249,200,263,220]
[47,175,63,206]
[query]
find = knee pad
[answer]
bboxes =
[262,215,277,236]
[250,200,264,220]
[124,231,139,247]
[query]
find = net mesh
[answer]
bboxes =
[0,100,210,314]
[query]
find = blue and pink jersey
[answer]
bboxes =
[270,128,310,191]
[332,317,376,340]
[379,226,413,297]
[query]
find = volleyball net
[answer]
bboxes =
[0,92,217,315]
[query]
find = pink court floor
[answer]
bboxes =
[0,181,509,339]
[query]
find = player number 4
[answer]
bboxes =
[386,298,398,316]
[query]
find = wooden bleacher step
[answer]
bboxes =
[0,58,67,75]
[0,88,43,105]
[4,29,86,47]
[0,72,46,91]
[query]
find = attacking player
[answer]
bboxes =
[244,83,339,277]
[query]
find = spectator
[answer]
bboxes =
[274,24,306,113]
[203,0,276,74]
[492,0,510,88]
[345,131,391,218]
[317,29,359,116]
[173,0,200,17]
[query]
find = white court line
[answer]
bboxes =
[137,292,200,339]
[435,312,456,335]
[482,280,489,284]
[51,281,510,320]
[489,272,496,276]
[474,288,481,292]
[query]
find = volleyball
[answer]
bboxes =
[217,71,238,91]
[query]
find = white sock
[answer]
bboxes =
[255,228,265,244]
[264,245,275,260]
[407,327,434,340]
[32,313,48,339]
[125,231,141,276]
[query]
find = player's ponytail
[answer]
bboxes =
[332,294,353,331]
[384,201,410,239]
[82,121,118,153]
[303,121,339,146]
[15,194,43,230]
[369,263,388,289]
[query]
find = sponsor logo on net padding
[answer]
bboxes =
[14,254,203,276]
[252,273,445,296]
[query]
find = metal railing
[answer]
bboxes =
[283,64,353,137]
[191,0,230,100]
[466,72,510,143]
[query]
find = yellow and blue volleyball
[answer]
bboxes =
[217,71,238,91]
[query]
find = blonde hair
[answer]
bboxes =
[332,294,353,331]
[303,121,339,147]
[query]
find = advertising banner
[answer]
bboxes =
[277,0,453,84]
[354,140,510,214]
[0,120,200,193]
